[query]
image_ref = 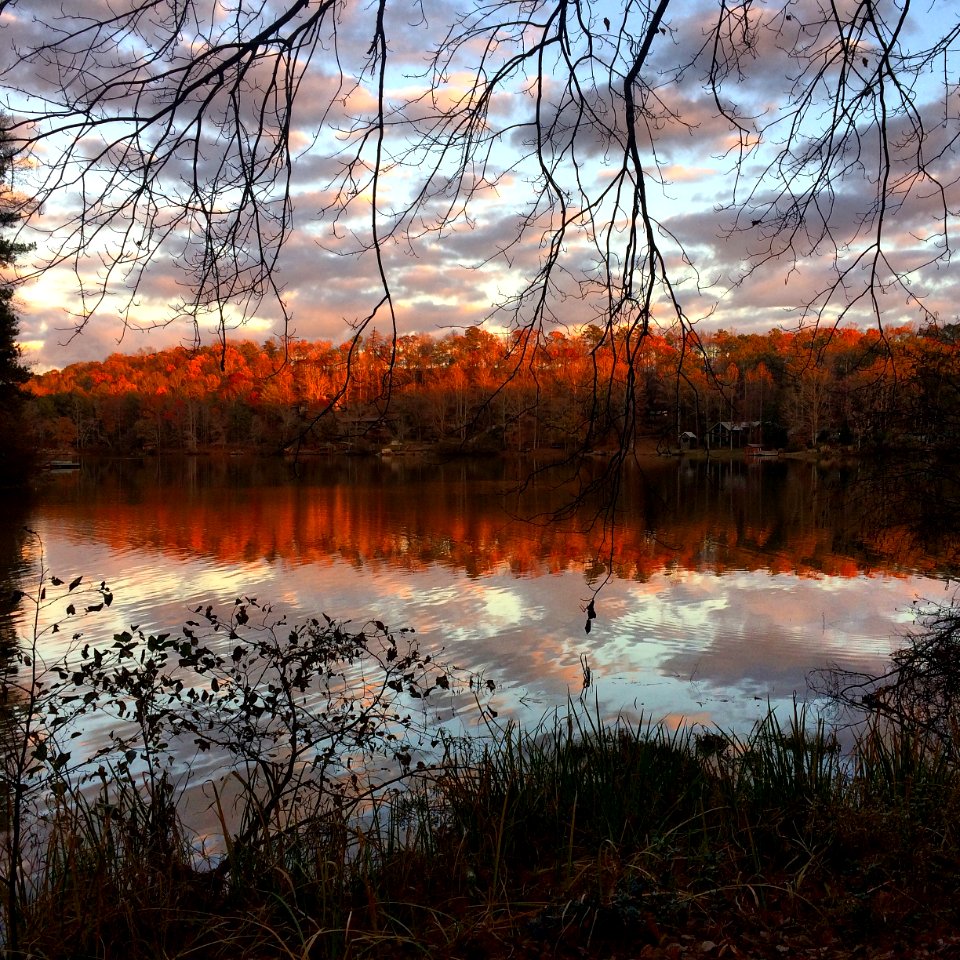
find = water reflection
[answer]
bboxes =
[15,455,954,734]
[0,493,34,832]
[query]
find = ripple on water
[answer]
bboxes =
[9,467,952,803]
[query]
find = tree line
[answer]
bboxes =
[25,323,960,458]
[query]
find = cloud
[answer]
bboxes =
[653,570,920,697]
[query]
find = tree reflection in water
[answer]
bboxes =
[9,455,958,742]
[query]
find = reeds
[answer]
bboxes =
[6,557,960,957]
[6,699,960,958]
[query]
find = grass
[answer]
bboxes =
[7,701,960,959]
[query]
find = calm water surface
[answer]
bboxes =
[9,454,957,741]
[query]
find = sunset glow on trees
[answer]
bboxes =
[26,323,959,459]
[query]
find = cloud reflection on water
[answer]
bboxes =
[18,455,951,734]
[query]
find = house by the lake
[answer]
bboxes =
[707,421,762,449]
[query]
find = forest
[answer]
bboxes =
[25,322,960,458]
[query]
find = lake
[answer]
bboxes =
[6,452,956,751]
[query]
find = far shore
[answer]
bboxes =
[39,434,872,468]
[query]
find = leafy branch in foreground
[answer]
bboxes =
[1,537,470,954]
[65,599,461,847]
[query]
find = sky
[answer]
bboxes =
[1,0,958,371]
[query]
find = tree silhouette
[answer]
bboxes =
[1,1,957,459]
[0,124,32,483]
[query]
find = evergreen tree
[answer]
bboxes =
[0,130,34,485]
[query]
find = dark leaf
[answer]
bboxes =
[69,576,82,592]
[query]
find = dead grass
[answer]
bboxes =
[10,707,960,959]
